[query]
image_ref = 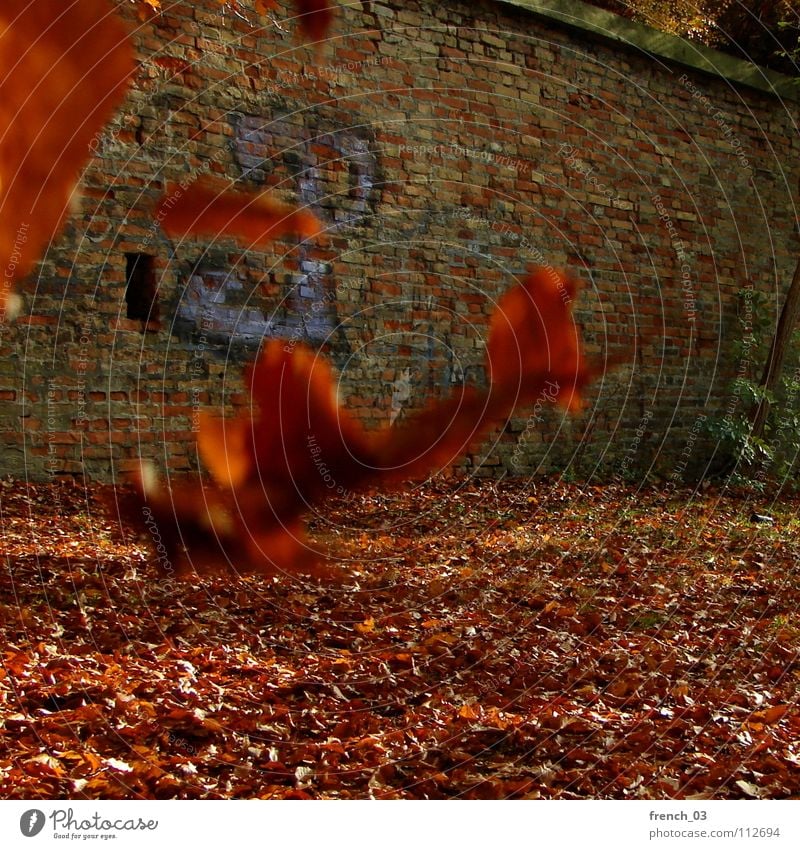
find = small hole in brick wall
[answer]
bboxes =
[125,253,160,332]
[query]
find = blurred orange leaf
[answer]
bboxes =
[131,267,592,578]
[295,0,336,43]
[0,0,134,318]
[157,177,322,247]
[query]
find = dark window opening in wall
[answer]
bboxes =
[125,253,160,332]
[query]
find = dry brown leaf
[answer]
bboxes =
[751,704,791,725]
[458,704,481,720]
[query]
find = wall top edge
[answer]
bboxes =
[495,0,800,102]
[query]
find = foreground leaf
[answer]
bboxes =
[157,177,322,247]
[0,0,134,317]
[295,0,336,43]
[130,267,593,578]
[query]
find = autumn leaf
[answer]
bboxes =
[130,266,592,578]
[487,267,588,411]
[199,341,374,508]
[125,461,325,578]
[156,177,322,247]
[374,268,589,480]
[0,0,134,319]
[749,704,790,725]
[196,413,252,489]
[458,703,481,720]
[354,617,376,634]
[295,0,336,44]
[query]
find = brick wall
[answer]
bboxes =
[3,0,798,482]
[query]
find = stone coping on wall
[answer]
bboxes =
[496,0,799,100]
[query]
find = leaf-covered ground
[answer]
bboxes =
[1,477,798,799]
